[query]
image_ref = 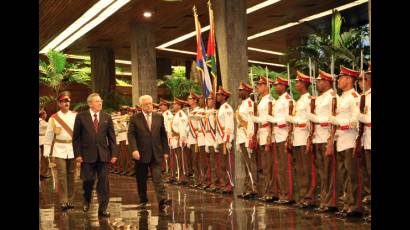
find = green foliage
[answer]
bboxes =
[116,78,132,86]
[39,96,55,108]
[39,49,91,109]
[281,10,370,75]
[157,66,200,99]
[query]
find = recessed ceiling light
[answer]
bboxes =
[143,11,152,18]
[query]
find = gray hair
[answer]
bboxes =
[87,93,101,105]
[139,95,153,105]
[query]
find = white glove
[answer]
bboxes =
[358,113,369,124]
[307,113,318,123]
[285,115,296,124]
[226,142,232,151]
[329,116,339,125]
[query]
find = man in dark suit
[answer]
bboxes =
[73,93,118,218]
[128,95,171,210]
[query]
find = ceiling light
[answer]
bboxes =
[156,0,282,48]
[66,54,132,65]
[39,0,115,54]
[246,0,281,14]
[248,47,285,56]
[143,11,152,18]
[55,0,130,52]
[156,47,197,55]
[248,60,286,68]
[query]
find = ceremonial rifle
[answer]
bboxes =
[325,56,337,156]
[305,57,316,154]
[354,49,365,157]
[286,64,294,154]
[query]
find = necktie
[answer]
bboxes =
[93,113,99,132]
[146,113,151,131]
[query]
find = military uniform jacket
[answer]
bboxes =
[288,92,310,146]
[187,106,206,146]
[39,118,48,146]
[162,110,174,146]
[44,110,77,159]
[252,94,274,146]
[204,108,218,149]
[216,102,234,144]
[358,89,371,150]
[170,110,188,149]
[267,92,294,143]
[236,97,255,147]
[308,88,336,144]
[333,88,360,152]
[114,114,129,144]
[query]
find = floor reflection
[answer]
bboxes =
[40,171,370,230]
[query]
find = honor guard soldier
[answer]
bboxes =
[236,82,257,199]
[186,91,206,188]
[269,76,295,204]
[330,66,362,218]
[307,69,339,213]
[39,109,48,184]
[170,98,189,185]
[286,71,315,207]
[158,99,174,183]
[204,94,219,192]
[358,64,371,222]
[215,87,235,194]
[116,106,130,175]
[251,76,277,202]
[43,91,77,211]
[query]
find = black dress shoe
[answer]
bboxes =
[83,202,90,212]
[67,202,74,209]
[61,203,69,211]
[98,211,110,218]
[345,211,363,219]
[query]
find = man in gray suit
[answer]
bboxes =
[128,95,171,210]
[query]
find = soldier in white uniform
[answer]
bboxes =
[43,91,77,211]
[186,91,206,188]
[203,94,219,192]
[170,98,188,185]
[39,109,48,184]
[269,76,295,204]
[286,71,313,207]
[251,76,277,202]
[215,87,235,194]
[114,106,130,175]
[307,69,339,213]
[159,99,174,183]
[330,66,362,218]
[358,65,371,222]
[236,82,257,199]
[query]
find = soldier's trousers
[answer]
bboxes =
[292,145,314,204]
[313,143,338,208]
[189,144,204,185]
[217,143,233,190]
[240,143,257,193]
[167,148,175,180]
[337,148,363,212]
[55,158,75,203]
[361,149,371,199]
[174,147,187,182]
[40,146,50,177]
[201,147,211,186]
[258,144,275,196]
[208,146,219,187]
[277,141,293,200]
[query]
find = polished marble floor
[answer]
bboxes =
[39,168,371,229]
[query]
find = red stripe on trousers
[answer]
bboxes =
[357,155,363,210]
[288,152,293,200]
[311,151,316,194]
[332,153,337,207]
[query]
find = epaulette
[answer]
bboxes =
[352,92,358,98]
[225,105,229,109]
[285,94,291,100]
[248,100,252,107]
[179,112,182,117]
[51,113,58,118]
[330,91,336,97]
[308,96,313,99]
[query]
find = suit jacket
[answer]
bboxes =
[127,111,169,164]
[73,110,118,163]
